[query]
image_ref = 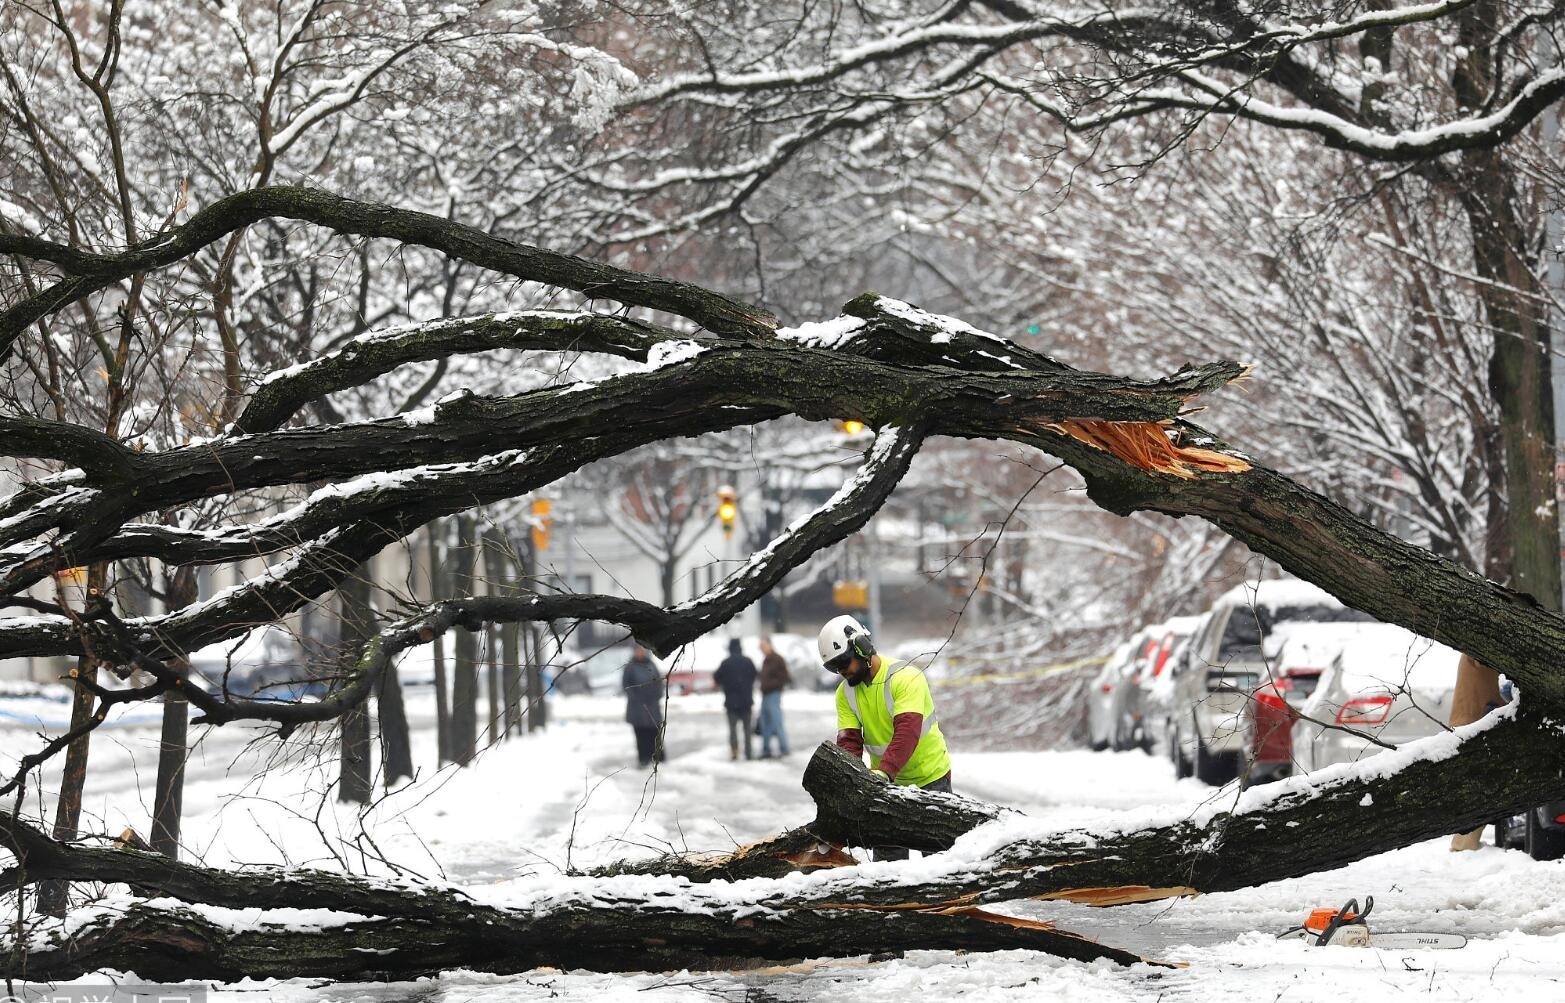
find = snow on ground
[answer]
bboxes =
[6,687,1565,1001]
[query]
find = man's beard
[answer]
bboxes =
[843,660,872,686]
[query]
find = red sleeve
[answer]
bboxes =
[877,712,924,781]
[836,729,864,756]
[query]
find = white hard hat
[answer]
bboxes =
[819,614,874,665]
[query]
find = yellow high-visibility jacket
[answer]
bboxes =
[835,659,951,787]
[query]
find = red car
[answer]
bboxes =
[1243,669,1322,786]
[1240,624,1376,786]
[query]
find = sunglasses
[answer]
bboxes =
[823,652,854,674]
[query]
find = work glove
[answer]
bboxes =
[869,769,890,782]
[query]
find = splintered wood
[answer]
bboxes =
[1038,885,1198,907]
[1046,420,1251,479]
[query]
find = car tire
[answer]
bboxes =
[1089,738,1109,752]
[1172,727,1193,779]
[1195,739,1237,787]
[1525,809,1565,861]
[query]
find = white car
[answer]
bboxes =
[1146,614,1209,760]
[1241,621,1388,785]
[1118,615,1202,752]
[1170,579,1374,785]
[1087,637,1139,751]
[1291,624,1460,774]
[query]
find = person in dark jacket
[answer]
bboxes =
[622,643,665,767]
[712,638,758,760]
[757,636,792,758]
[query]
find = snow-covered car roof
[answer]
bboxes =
[1212,578,1342,612]
[1273,622,1390,671]
[1329,624,1461,698]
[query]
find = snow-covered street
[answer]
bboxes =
[15,687,1565,1001]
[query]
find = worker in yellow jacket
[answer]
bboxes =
[818,614,953,814]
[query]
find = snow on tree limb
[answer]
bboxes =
[0,300,1241,596]
[234,310,681,433]
[0,185,777,363]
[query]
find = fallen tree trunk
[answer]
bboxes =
[1,807,1155,980]
[604,710,1565,894]
[597,740,1014,881]
[14,897,1153,982]
[9,709,1563,982]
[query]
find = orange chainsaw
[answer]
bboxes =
[1277,896,1467,950]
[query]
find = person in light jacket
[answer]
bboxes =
[757,637,792,758]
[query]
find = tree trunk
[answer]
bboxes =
[0,800,1149,979]
[525,622,546,731]
[450,514,479,764]
[482,527,507,745]
[521,535,545,731]
[659,557,676,608]
[337,572,374,804]
[501,620,522,737]
[1453,14,1561,614]
[427,521,451,764]
[376,642,415,789]
[36,562,107,916]
[11,892,1145,982]
[150,566,197,859]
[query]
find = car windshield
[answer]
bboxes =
[1218,603,1374,661]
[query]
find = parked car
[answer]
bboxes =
[1240,622,1382,787]
[1117,615,1202,753]
[1171,579,1373,786]
[1291,624,1460,774]
[548,644,645,695]
[1147,614,1209,765]
[1088,638,1137,751]
[187,625,318,700]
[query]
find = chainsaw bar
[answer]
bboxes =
[1278,927,1468,950]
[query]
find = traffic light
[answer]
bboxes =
[716,485,737,538]
[531,498,553,551]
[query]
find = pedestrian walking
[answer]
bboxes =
[713,638,757,760]
[819,615,952,860]
[757,636,792,758]
[622,642,665,767]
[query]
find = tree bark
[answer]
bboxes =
[521,535,545,731]
[501,619,522,737]
[450,514,479,764]
[149,566,197,859]
[427,521,451,764]
[376,643,415,789]
[11,894,1148,982]
[482,527,507,745]
[526,623,546,731]
[337,571,375,804]
[36,562,107,916]
[0,802,1152,980]
[1453,13,1562,614]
